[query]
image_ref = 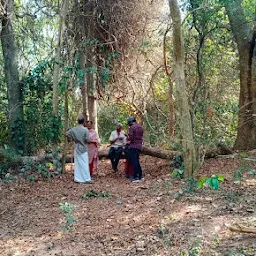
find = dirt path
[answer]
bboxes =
[0,156,256,256]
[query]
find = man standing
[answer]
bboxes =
[66,115,91,183]
[126,116,144,182]
[109,123,127,172]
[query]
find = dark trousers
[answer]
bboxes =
[126,148,142,179]
[109,147,123,170]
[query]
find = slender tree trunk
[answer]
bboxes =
[169,0,198,177]
[79,51,89,119]
[86,5,98,131]
[163,26,175,137]
[61,89,69,173]
[52,0,68,114]
[87,46,97,130]
[1,0,24,153]
[225,0,256,150]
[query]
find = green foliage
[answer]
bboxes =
[233,161,255,183]
[194,100,238,150]
[59,202,77,231]
[157,224,173,248]
[98,103,130,143]
[20,149,62,180]
[21,156,53,180]
[0,83,8,145]
[0,147,20,179]
[180,240,201,256]
[172,168,185,179]
[173,177,197,199]
[22,61,63,154]
[173,174,224,200]
[171,155,184,179]
[10,118,25,155]
[197,175,224,190]
[82,190,110,200]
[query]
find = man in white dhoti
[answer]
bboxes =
[66,115,91,183]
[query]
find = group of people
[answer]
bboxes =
[66,115,144,183]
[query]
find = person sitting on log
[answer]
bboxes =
[109,122,127,172]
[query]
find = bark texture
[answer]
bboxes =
[1,0,24,152]
[52,0,69,113]
[169,0,198,176]
[225,0,256,150]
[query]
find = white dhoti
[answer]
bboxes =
[74,149,91,183]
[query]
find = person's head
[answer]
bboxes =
[78,115,85,125]
[116,122,123,132]
[127,116,136,127]
[86,120,93,130]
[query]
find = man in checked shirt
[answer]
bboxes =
[125,116,144,182]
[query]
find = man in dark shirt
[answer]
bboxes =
[126,116,144,182]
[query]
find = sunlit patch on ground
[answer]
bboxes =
[1,156,256,255]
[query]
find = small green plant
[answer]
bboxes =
[59,202,77,231]
[248,169,256,177]
[2,173,17,183]
[233,161,255,182]
[0,146,20,180]
[28,174,35,182]
[82,190,110,200]
[180,240,201,256]
[172,168,185,179]
[173,177,197,199]
[21,157,52,180]
[197,174,224,190]
[52,148,62,175]
[157,224,172,248]
[171,155,184,179]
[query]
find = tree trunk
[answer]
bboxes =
[79,52,89,119]
[61,90,69,173]
[86,4,98,132]
[52,0,68,114]
[1,0,24,153]
[225,0,256,150]
[163,26,175,137]
[87,48,98,131]
[18,143,233,165]
[169,0,198,177]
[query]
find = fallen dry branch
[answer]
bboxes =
[228,225,256,234]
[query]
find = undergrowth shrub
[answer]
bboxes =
[0,147,62,183]
[0,147,21,179]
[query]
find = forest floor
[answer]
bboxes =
[0,154,256,256]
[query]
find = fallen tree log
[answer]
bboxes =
[98,146,181,160]
[228,224,256,234]
[16,143,233,164]
[17,146,181,164]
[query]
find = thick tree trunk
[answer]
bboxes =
[1,0,24,153]
[169,0,198,176]
[225,0,256,150]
